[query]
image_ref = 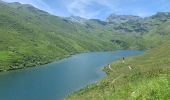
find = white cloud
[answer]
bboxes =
[3,0,170,19]
[66,0,115,19]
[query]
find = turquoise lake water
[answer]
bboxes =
[0,50,144,100]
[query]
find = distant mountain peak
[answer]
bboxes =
[106,13,142,23]
[150,12,170,22]
[156,12,170,15]
[11,2,21,5]
[152,12,170,18]
[66,16,87,24]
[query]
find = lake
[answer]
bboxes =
[0,50,143,100]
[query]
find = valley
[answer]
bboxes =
[0,1,170,100]
[0,1,170,71]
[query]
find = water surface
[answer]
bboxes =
[0,50,143,100]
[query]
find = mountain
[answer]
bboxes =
[0,1,115,71]
[0,1,170,100]
[106,13,170,33]
[67,12,170,100]
[106,14,142,23]
[0,1,170,72]
[151,12,170,21]
[65,16,87,25]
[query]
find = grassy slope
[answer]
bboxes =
[67,20,170,99]
[0,1,158,71]
[67,41,170,100]
[0,2,117,71]
[0,1,170,99]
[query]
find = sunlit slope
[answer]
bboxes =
[0,2,115,70]
[1,1,170,72]
[142,20,170,48]
[67,20,170,99]
[67,42,170,100]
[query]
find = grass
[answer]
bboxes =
[67,43,170,100]
[0,1,170,99]
[0,1,117,71]
[130,75,169,100]
[0,51,12,61]
[0,1,160,71]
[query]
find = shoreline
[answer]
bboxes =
[0,50,121,73]
[0,53,73,73]
[66,51,145,99]
[0,49,143,73]
[0,50,145,100]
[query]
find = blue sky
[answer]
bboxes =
[3,0,170,20]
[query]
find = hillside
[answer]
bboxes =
[0,1,116,71]
[67,40,170,100]
[0,1,170,72]
[0,1,170,100]
[67,13,170,99]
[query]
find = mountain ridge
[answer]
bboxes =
[0,1,170,71]
[0,1,170,100]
